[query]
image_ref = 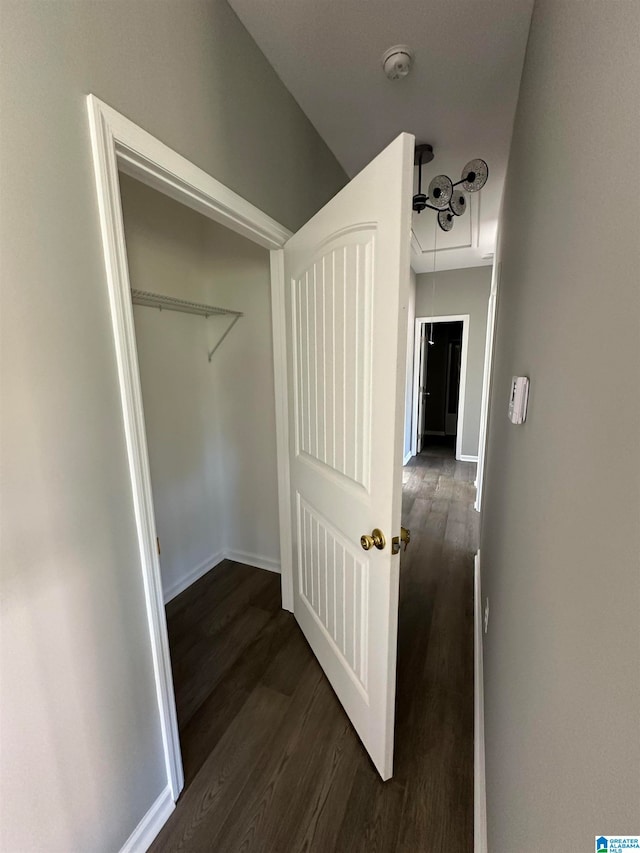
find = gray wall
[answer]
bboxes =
[480,2,640,850]
[0,2,345,850]
[415,266,491,458]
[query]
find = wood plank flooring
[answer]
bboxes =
[152,448,478,852]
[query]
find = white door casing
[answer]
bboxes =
[86,95,293,805]
[412,315,470,462]
[283,133,414,780]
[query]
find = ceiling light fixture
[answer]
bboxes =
[412,145,489,231]
[411,143,434,213]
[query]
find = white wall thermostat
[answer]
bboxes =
[508,376,529,424]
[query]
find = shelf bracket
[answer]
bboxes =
[208,314,241,362]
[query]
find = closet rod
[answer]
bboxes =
[130,289,243,319]
[131,288,243,361]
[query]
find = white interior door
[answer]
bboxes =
[283,133,414,780]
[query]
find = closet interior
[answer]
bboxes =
[119,173,282,731]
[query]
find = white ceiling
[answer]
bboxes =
[229,0,534,272]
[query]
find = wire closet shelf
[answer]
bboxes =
[131,288,243,361]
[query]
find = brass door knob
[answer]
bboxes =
[391,527,411,555]
[360,528,386,551]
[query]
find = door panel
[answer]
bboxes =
[425,331,447,434]
[298,495,369,694]
[284,133,414,779]
[445,341,462,435]
[293,229,373,490]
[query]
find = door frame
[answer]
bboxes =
[475,259,500,510]
[86,95,294,801]
[410,314,470,461]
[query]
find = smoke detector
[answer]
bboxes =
[381,45,414,80]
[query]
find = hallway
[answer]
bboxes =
[152,450,478,852]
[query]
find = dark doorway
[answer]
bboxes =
[420,321,463,452]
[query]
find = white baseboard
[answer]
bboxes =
[162,547,281,604]
[474,552,488,853]
[459,454,479,463]
[120,786,174,853]
[225,549,281,574]
[163,549,224,603]
[403,451,412,465]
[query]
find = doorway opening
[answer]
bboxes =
[87,95,294,802]
[411,314,470,461]
[118,169,285,792]
[421,320,462,454]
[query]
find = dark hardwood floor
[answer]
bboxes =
[151,448,478,852]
